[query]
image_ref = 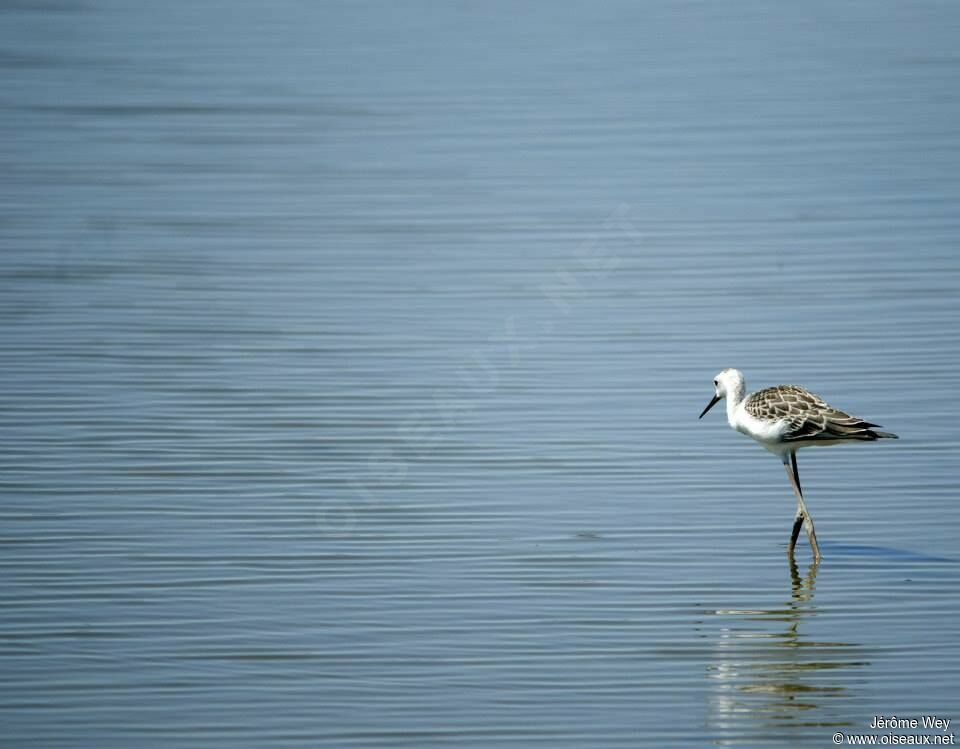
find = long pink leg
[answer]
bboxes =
[783,452,821,562]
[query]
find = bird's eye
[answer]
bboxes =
[713,380,718,387]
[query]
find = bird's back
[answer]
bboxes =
[744,384,898,444]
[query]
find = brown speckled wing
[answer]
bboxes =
[744,385,886,442]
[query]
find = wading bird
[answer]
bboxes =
[699,369,897,561]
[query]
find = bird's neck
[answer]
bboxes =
[725,381,746,424]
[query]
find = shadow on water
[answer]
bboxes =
[818,542,955,564]
[707,560,868,743]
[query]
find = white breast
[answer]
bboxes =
[730,403,789,452]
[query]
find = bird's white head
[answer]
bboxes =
[699,368,745,419]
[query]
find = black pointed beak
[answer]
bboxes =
[699,393,721,419]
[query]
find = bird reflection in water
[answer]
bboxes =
[707,560,868,743]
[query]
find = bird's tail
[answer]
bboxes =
[871,430,899,439]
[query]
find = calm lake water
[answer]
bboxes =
[2,1,960,747]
